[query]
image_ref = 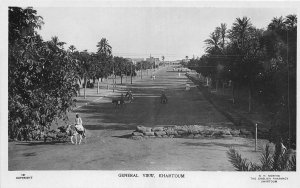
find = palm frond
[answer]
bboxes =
[259,144,274,171]
[227,148,250,171]
[288,154,296,171]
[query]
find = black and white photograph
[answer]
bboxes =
[1,1,299,188]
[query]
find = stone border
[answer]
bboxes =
[130,125,261,140]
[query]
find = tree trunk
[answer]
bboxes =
[222,81,225,94]
[232,82,235,104]
[248,83,252,113]
[77,79,81,97]
[216,79,219,92]
[77,84,81,97]
[97,78,100,94]
[106,78,108,90]
[121,76,123,85]
[84,77,87,99]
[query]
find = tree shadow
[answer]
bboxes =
[15,141,69,146]
[181,141,250,148]
[111,134,132,139]
[70,71,229,131]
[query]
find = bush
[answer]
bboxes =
[227,143,296,171]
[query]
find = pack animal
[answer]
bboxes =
[112,98,125,108]
[66,124,86,144]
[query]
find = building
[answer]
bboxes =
[146,57,160,67]
[131,58,144,65]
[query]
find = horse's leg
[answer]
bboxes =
[74,134,78,144]
[71,135,74,144]
[83,129,87,143]
[78,135,82,144]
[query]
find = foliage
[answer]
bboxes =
[8,7,79,139]
[136,61,153,71]
[227,143,296,171]
[95,38,113,79]
[8,7,140,140]
[185,14,297,148]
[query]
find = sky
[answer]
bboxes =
[35,7,296,61]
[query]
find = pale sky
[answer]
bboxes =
[35,7,296,61]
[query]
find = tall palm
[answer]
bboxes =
[268,16,285,31]
[78,50,93,99]
[69,45,76,53]
[96,38,113,93]
[228,17,254,109]
[97,38,112,57]
[230,17,253,50]
[204,31,221,54]
[50,36,66,48]
[220,23,227,49]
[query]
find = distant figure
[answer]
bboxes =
[160,91,168,104]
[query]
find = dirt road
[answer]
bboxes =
[9,66,267,170]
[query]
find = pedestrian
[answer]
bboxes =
[160,91,168,104]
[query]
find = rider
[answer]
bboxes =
[125,91,133,100]
[75,114,85,136]
[125,91,130,98]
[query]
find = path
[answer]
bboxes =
[9,66,268,171]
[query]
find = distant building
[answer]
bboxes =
[182,59,190,63]
[146,57,160,66]
[131,58,144,65]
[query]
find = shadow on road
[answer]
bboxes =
[72,69,229,131]
[15,141,69,146]
[181,141,250,148]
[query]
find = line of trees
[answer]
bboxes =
[185,15,297,148]
[8,7,138,140]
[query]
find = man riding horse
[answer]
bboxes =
[125,90,134,102]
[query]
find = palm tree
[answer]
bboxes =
[230,17,253,50]
[268,16,285,31]
[50,36,66,48]
[204,31,221,54]
[229,17,255,110]
[69,45,76,53]
[96,38,113,93]
[97,38,112,57]
[220,23,227,49]
[78,50,93,99]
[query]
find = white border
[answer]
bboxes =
[1,1,300,188]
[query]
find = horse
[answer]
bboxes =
[66,124,86,144]
[112,98,125,108]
